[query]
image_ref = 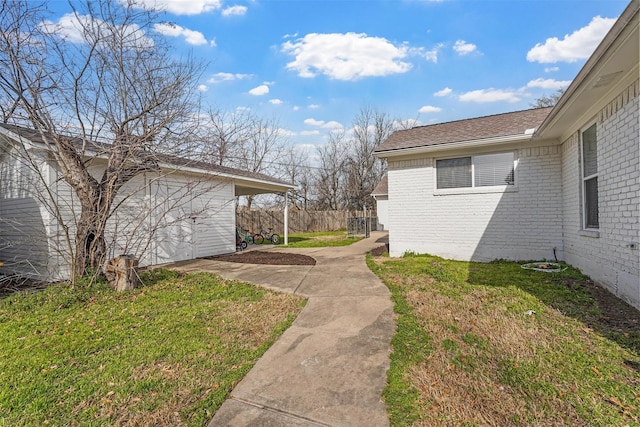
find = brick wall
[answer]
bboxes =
[562,80,640,308]
[385,80,639,309]
[387,145,564,261]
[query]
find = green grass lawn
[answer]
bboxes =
[0,270,304,426]
[368,253,640,426]
[276,230,363,248]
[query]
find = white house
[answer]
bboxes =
[0,123,294,282]
[374,0,639,309]
[372,174,389,231]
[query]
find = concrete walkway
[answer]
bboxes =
[170,232,394,426]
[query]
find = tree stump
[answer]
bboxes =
[105,255,139,291]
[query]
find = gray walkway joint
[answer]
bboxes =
[173,232,394,426]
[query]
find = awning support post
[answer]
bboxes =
[284,190,289,245]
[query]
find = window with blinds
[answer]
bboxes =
[581,123,598,229]
[436,157,472,189]
[436,152,515,190]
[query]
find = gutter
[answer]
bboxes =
[156,162,295,190]
[373,133,533,159]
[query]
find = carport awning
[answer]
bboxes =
[234,177,294,196]
[232,176,294,246]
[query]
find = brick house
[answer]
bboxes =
[374,1,639,309]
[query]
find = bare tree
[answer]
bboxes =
[282,145,313,209]
[314,129,348,210]
[344,106,393,210]
[235,116,287,208]
[530,88,566,108]
[0,0,202,281]
[198,107,254,167]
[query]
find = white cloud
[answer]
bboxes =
[304,118,343,129]
[249,84,270,96]
[308,104,320,109]
[207,72,252,83]
[544,66,560,73]
[293,106,300,111]
[42,13,154,49]
[324,120,344,129]
[222,5,248,16]
[409,44,442,63]
[304,118,325,127]
[434,87,452,97]
[209,39,217,47]
[418,105,442,113]
[120,0,222,15]
[197,84,208,92]
[269,99,283,105]
[300,130,321,136]
[459,88,521,103]
[526,78,571,90]
[282,32,414,80]
[453,40,477,55]
[154,23,208,45]
[277,128,296,137]
[527,16,616,63]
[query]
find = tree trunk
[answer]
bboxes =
[74,206,108,281]
[105,255,139,291]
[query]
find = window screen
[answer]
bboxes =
[584,177,599,228]
[582,123,599,229]
[582,124,597,177]
[436,157,472,189]
[436,153,515,190]
[474,152,515,187]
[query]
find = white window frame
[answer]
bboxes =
[434,151,518,195]
[580,122,599,230]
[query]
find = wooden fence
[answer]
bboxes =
[236,208,349,234]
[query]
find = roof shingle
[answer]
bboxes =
[375,107,553,154]
[0,123,292,187]
[371,174,388,196]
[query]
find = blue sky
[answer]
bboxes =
[48,0,629,148]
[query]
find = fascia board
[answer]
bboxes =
[160,162,295,190]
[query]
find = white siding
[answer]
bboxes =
[562,80,640,309]
[150,173,236,265]
[102,172,237,267]
[375,196,389,231]
[104,172,154,266]
[0,145,59,280]
[1,141,241,280]
[387,145,564,261]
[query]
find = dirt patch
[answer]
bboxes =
[0,277,49,297]
[570,278,640,340]
[369,244,389,257]
[206,250,316,266]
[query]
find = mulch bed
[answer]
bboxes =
[205,250,316,266]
